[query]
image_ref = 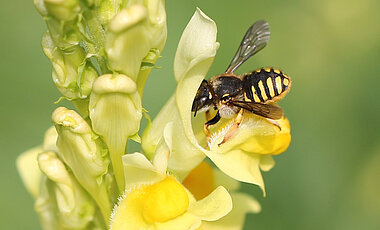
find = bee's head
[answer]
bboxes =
[192,80,214,117]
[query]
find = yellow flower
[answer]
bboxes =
[142,7,291,194]
[110,148,232,230]
[183,161,261,230]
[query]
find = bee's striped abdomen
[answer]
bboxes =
[243,68,291,103]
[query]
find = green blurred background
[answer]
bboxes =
[1,0,380,229]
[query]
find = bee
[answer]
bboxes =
[191,20,291,145]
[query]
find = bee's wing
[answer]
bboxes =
[226,20,270,73]
[231,101,283,120]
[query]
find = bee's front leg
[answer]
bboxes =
[205,110,212,121]
[218,109,244,146]
[204,111,221,142]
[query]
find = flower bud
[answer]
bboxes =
[16,146,43,199]
[42,32,97,101]
[33,0,48,16]
[96,0,123,25]
[17,126,60,199]
[106,5,149,81]
[43,0,80,21]
[89,74,142,192]
[36,151,96,229]
[105,1,166,83]
[52,107,111,222]
[42,126,58,152]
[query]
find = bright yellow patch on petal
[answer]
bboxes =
[111,176,190,229]
[143,176,189,223]
[111,185,147,230]
[183,162,215,200]
[240,117,291,155]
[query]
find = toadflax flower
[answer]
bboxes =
[110,136,232,230]
[142,8,291,194]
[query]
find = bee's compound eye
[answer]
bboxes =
[221,95,231,103]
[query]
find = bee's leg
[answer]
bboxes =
[204,111,221,142]
[266,118,282,130]
[205,110,212,121]
[218,109,244,146]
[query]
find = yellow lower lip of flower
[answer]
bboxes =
[111,176,189,229]
[143,176,189,223]
[183,161,215,200]
[209,114,291,156]
[239,117,291,155]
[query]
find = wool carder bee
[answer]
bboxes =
[192,20,291,145]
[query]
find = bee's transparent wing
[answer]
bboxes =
[225,20,270,73]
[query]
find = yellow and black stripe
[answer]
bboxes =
[243,68,291,103]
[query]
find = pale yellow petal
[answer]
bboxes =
[42,126,58,152]
[260,155,276,172]
[156,212,201,230]
[152,122,172,174]
[213,169,240,192]
[16,146,43,198]
[141,95,177,157]
[201,193,261,230]
[122,152,164,189]
[206,150,266,195]
[166,114,206,180]
[174,8,219,148]
[188,186,232,221]
[142,96,205,180]
[174,8,219,83]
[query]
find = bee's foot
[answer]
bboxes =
[217,141,225,147]
[266,118,281,130]
[217,132,234,147]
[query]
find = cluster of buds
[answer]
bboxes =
[18,1,291,230]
